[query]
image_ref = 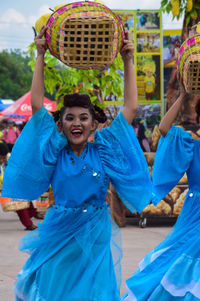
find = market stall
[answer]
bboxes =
[0,91,56,121]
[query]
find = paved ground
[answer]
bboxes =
[0,208,172,300]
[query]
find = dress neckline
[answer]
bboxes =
[66,144,89,163]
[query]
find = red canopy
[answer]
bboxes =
[0,92,57,120]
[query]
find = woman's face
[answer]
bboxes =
[62,106,96,150]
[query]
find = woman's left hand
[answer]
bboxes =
[120,35,134,63]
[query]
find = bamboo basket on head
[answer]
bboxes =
[177,24,200,94]
[35,1,125,70]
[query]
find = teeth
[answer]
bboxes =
[72,130,82,134]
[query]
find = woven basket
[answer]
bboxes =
[177,35,200,94]
[0,197,30,212]
[45,1,124,69]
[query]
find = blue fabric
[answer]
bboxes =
[15,203,121,301]
[50,142,109,208]
[95,112,152,213]
[1,107,151,300]
[2,109,152,213]
[152,125,194,205]
[2,107,67,200]
[122,126,200,301]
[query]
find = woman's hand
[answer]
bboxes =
[120,40,134,63]
[120,32,134,63]
[34,26,48,57]
[159,72,186,137]
[177,71,187,97]
[120,33,137,124]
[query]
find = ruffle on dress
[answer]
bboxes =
[143,253,200,300]
[2,107,67,200]
[152,125,194,205]
[14,203,121,301]
[95,112,152,213]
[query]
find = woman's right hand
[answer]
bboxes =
[177,71,187,97]
[34,26,48,56]
[159,72,186,137]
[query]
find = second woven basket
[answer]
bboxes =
[177,35,200,94]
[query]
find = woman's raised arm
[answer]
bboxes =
[159,74,187,137]
[31,26,48,115]
[121,38,138,124]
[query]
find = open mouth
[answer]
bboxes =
[71,129,83,138]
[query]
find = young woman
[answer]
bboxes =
[2,27,152,300]
[122,75,200,300]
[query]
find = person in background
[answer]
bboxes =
[0,122,4,143]
[0,142,9,181]
[0,142,40,231]
[3,119,20,152]
[1,120,8,133]
[16,202,39,231]
[15,121,26,132]
[144,70,156,100]
[133,119,151,152]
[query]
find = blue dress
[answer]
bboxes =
[122,125,200,301]
[2,107,152,301]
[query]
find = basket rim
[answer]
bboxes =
[177,34,200,66]
[179,47,200,76]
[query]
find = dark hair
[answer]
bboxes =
[0,143,9,156]
[53,93,107,124]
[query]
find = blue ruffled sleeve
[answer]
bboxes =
[2,107,67,200]
[152,125,194,204]
[95,112,152,213]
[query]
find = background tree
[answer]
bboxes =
[161,0,200,124]
[0,50,33,100]
[161,0,200,39]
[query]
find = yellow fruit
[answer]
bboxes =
[54,3,67,11]
[187,0,193,12]
[35,13,51,33]
[171,0,180,17]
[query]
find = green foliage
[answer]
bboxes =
[160,0,200,23]
[27,43,124,108]
[0,50,33,99]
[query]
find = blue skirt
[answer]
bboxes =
[122,190,200,301]
[14,202,122,301]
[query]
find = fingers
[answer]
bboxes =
[35,26,48,40]
[176,71,180,82]
[34,26,48,55]
[122,38,134,47]
[177,71,187,94]
[177,71,183,85]
[121,40,134,53]
[34,26,47,45]
[125,31,129,40]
